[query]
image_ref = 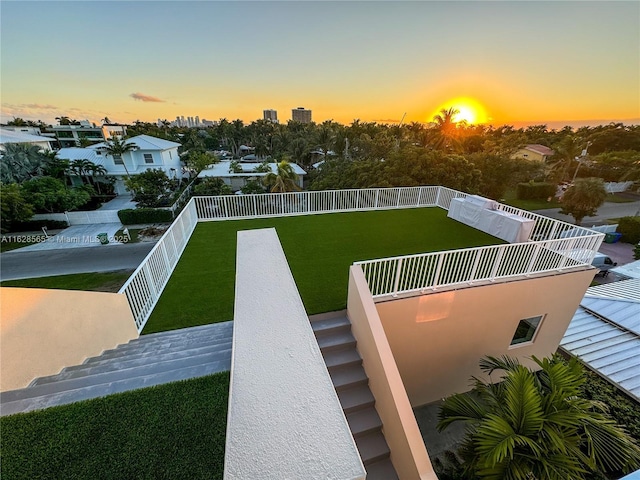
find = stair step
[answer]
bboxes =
[329,363,368,390]
[346,407,383,437]
[76,341,231,366]
[316,331,356,353]
[310,316,351,336]
[355,430,391,465]
[337,383,375,414]
[323,348,361,370]
[85,335,231,362]
[126,321,233,345]
[1,362,228,417]
[365,458,399,480]
[32,346,232,385]
[3,351,231,403]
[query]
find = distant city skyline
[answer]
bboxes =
[1,1,638,128]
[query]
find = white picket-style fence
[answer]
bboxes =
[589,224,618,234]
[118,186,604,332]
[604,181,633,194]
[118,200,198,330]
[32,210,121,225]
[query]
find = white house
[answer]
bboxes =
[57,134,183,195]
[0,128,56,152]
[198,161,306,191]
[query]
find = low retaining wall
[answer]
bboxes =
[0,288,138,391]
[348,266,438,480]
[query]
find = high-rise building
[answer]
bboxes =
[291,107,312,124]
[263,109,278,123]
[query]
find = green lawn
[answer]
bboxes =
[1,271,133,293]
[500,189,561,211]
[0,234,48,252]
[0,372,229,480]
[144,208,501,334]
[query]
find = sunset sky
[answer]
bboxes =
[1,1,638,128]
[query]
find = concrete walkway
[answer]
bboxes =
[16,224,124,252]
[98,195,137,211]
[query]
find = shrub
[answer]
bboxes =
[516,182,556,200]
[8,219,68,232]
[0,183,34,233]
[193,178,232,196]
[618,216,640,244]
[118,208,172,225]
[124,170,174,208]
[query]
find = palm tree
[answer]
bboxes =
[0,143,50,183]
[438,355,640,480]
[551,135,584,182]
[560,177,607,225]
[101,137,137,178]
[431,107,460,151]
[263,160,301,193]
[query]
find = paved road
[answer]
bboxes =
[533,200,640,225]
[0,242,155,281]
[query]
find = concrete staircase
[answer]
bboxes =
[311,314,399,480]
[0,321,233,417]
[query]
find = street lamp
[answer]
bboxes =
[571,141,592,183]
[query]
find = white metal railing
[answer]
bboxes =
[118,185,604,331]
[118,199,198,331]
[194,186,440,220]
[355,232,603,300]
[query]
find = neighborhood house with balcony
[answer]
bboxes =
[56,134,183,194]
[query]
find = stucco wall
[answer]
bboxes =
[224,228,365,480]
[348,266,438,480]
[375,269,595,406]
[0,288,138,391]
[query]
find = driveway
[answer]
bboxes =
[16,223,124,252]
[98,195,137,211]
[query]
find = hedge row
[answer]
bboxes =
[617,216,640,244]
[117,208,173,225]
[8,219,69,232]
[516,182,556,200]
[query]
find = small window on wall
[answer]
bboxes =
[113,154,123,165]
[143,153,154,164]
[510,315,544,347]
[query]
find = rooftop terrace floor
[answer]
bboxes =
[144,207,503,334]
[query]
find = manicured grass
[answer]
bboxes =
[500,189,561,211]
[1,271,133,293]
[1,372,229,480]
[145,208,501,334]
[605,193,636,203]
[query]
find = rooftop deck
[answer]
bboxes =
[144,207,501,333]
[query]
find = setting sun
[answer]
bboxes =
[430,97,489,125]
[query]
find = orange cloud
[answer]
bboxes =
[129,92,165,103]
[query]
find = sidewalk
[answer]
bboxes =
[533,200,640,225]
